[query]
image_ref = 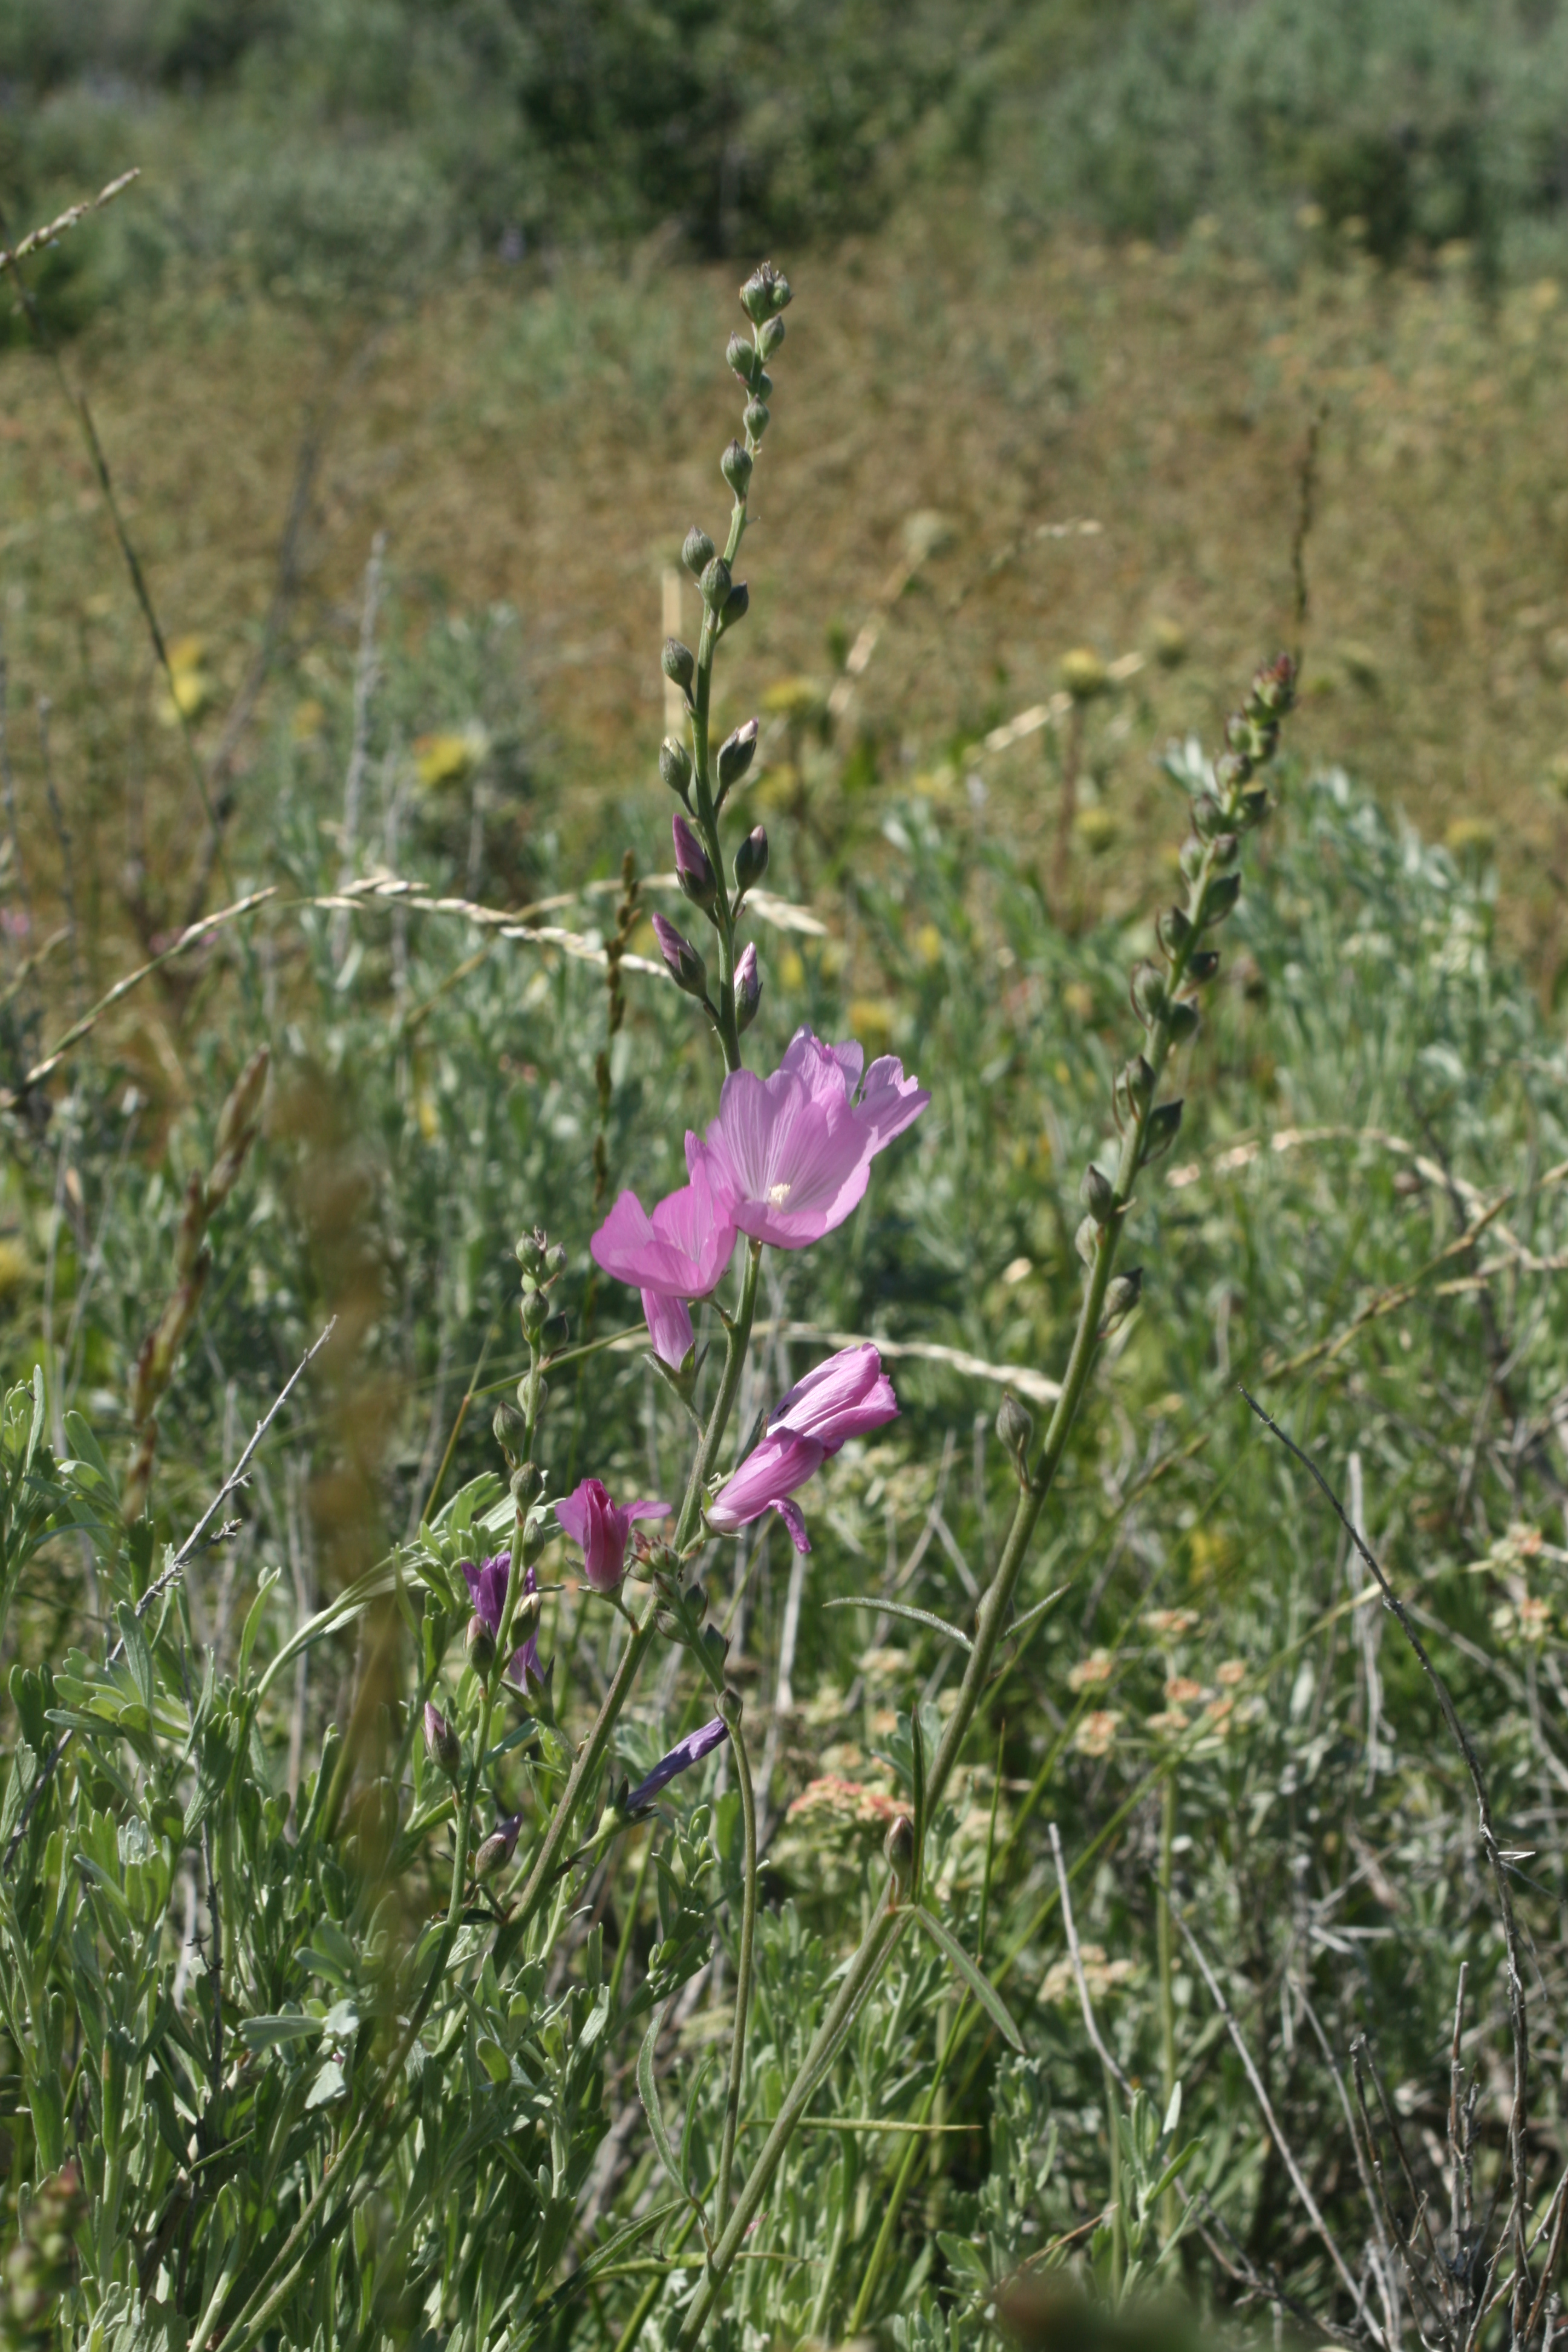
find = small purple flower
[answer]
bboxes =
[624,1716,730,1812]
[556,1478,671,1593]
[590,1143,736,1367]
[695,1028,929,1250]
[708,1342,899,1551]
[462,1552,544,1690]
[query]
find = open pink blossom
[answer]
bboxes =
[708,1342,898,1552]
[696,1029,928,1249]
[590,1142,737,1367]
[557,1478,670,1592]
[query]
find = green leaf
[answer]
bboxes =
[305,2057,347,2109]
[115,1603,154,1716]
[240,2013,323,2051]
[475,2036,511,2086]
[25,1367,44,1479]
[1005,1584,1069,1651]
[822,1596,972,1651]
[237,1564,283,1686]
[62,1411,115,1497]
[910,1903,1025,2053]
[637,2004,694,2213]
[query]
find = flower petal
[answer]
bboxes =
[642,1289,693,1368]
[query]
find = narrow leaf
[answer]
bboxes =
[910,1903,1025,2053]
[822,1596,972,1652]
[636,2005,691,2209]
[1005,1584,1070,1650]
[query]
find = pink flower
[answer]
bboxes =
[557,1478,671,1592]
[590,1142,737,1368]
[463,1552,544,1690]
[708,1343,898,1552]
[696,1029,928,1249]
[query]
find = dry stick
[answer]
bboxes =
[1241,1388,1534,2337]
[330,534,388,968]
[1169,1889,1382,2339]
[1298,1991,1404,2351]
[1350,2043,1449,2347]
[1,1319,335,1872]
[1354,2034,1453,2338]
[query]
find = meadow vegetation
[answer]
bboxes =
[4,15,1568,2349]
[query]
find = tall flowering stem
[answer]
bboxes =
[675,656,1297,2349]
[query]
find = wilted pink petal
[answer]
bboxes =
[557,1478,671,1592]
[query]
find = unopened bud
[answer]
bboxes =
[682,524,714,575]
[725,331,760,387]
[662,638,695,693]
[1129,962,1167,1027]
[757,314,786,361]
[996,1391,1034,1476]
[521,1505,550,1567]
[492,1400,528,1459]
[1103,1267,1143,1330]
[884,1812,915,1897]
[744,397,770,440]
[1080,1163,1114,1223]
[720,439,753,496]
[1200,873,1242,928]
[739,261,791,322]
[733,825,769,896]
[735,941,761,1032]
[1075,1215,1101,1268]
[1234,786,1270,831]
[546,1243,567,1279]
[699,557,733,614]
[1157,906,1193,957]
[702,1622,731,1675]
[472,1811,523,1881]
[672,812,717,910]
[1186,949,1220,984]
[520,1285,548,1338]
[1113,1054,1155,1129]
[1061,646,1109,702]
[652,913,708,998]
[719,580,750,630]
[466,1613,497,1674]
[1248,652,1296,717]
[1142,1100,1184,1163]
[659,736,693,802]
[1166,998,1200,1045]
[1192,794,1227,841]
[423,1702,460,1779]
[717,717,759,792]
[515,1230,546,1277]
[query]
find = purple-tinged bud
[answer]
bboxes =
[757,314,785,361]
[659,736,693,802]
[719,581,750,630]
[734,941,762,1032]
[733,825,768,897]
[721,439,754,497]
[472,1810,523,1881]
[884,1812,915,1898]
[423,1702,461,1779]
[672,812,717,910]
[1248,652,1296,717]
[682,524,714,576]
[466,1613,497,1674]
[717,717,759,794]
[744,397,769,440]
[652,913,708,999]
[699,557,732,614]
[725,332,761,388]
[662,638,695,693]
[739,261,791,322]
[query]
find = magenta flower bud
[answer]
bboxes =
[472,1810,523,1881]
[672,812,716,910]
[423,1701,461,1778]
[462,1553,544,1690]
[734,941,761,1034]
[624,1716,730,1814]
[693,1027,928,1250]
[708,1343,899,1552]
[557,1479,671,1593]
[652,912,708,998]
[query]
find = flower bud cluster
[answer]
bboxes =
[652,261,792,1058]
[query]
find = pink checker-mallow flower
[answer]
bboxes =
[708,1342,898,1553]
[590,1140,737,1369]
[696,1028,929,1250]
[557,1478,671,1592]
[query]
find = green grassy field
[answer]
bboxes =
[4,48,1568,2352]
